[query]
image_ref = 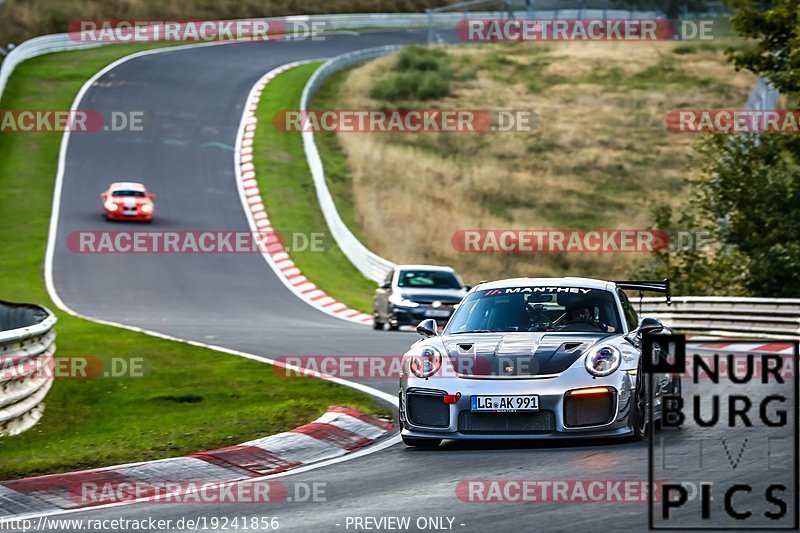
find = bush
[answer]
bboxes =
[370,72,421,100]
[394,46,447,72]
[417,73,450,99]
[371,46,453,102]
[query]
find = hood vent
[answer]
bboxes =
[442,332,609,378]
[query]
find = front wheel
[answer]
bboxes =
[402,436,442,448]
[372,316,384,330]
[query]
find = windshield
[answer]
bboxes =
[397,270,462,289]
[112,190,146,197]
[444,287,622,334]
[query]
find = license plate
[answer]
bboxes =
[425,309,450,318]
[471,395,539,412]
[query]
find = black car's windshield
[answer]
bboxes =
[444,287,622,334]
[112,190,146,197]
[397,270,462,290]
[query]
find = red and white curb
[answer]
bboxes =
[235,61,373,326]
[0,406,392,517]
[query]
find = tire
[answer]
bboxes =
[372,317,384,330]
[402,436,442,448]
[389,322,400,331]
[630,360,648,441]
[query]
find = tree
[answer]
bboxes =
[640,132,800,296]
[725,0,800,94]
[701,133,800,295]
[641,1,800,296]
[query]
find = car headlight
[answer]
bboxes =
[104,201,119,211]
[585,345,621,377]
[390,294,419,308]
[408,345,443,379]
[141,204,153,213]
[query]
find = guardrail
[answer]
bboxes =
[0,301,57,436]
[639,297,800,339]
[745,76,780,113]
[301,45,401,283]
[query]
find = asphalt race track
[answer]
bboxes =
[48,31,797,532]
[52,32,431,365]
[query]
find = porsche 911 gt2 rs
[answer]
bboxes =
[399,277,679,447]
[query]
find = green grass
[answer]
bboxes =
[0,44,389,480]
[252,63,377,314]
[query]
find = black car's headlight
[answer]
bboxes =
[585,345,621,377]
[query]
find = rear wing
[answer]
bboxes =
[613,279,671,306]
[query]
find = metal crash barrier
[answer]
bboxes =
[0,300,57,436]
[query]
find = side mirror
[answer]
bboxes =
[380,282,391,290]
[148,193,156,199]
[638,316,664,336]
[100,193,107,199]
[416,319,438,338]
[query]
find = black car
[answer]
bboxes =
[373,265,468,330]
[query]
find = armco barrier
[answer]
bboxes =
[300,46,402,283]
[0,301,57,436]
[639,296,800,339]
[745,76,780,112]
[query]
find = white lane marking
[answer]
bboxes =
[36,46,401,521]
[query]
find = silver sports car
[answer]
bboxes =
[399,277,679,447]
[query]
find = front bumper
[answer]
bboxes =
[400,365,635,440]
[105,209,153,221]
[392,305,454,326]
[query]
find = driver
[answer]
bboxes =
[566,306,591,324]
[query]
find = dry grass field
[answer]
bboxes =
[318,39,755,283]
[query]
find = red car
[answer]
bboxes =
[101,182,155,222]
